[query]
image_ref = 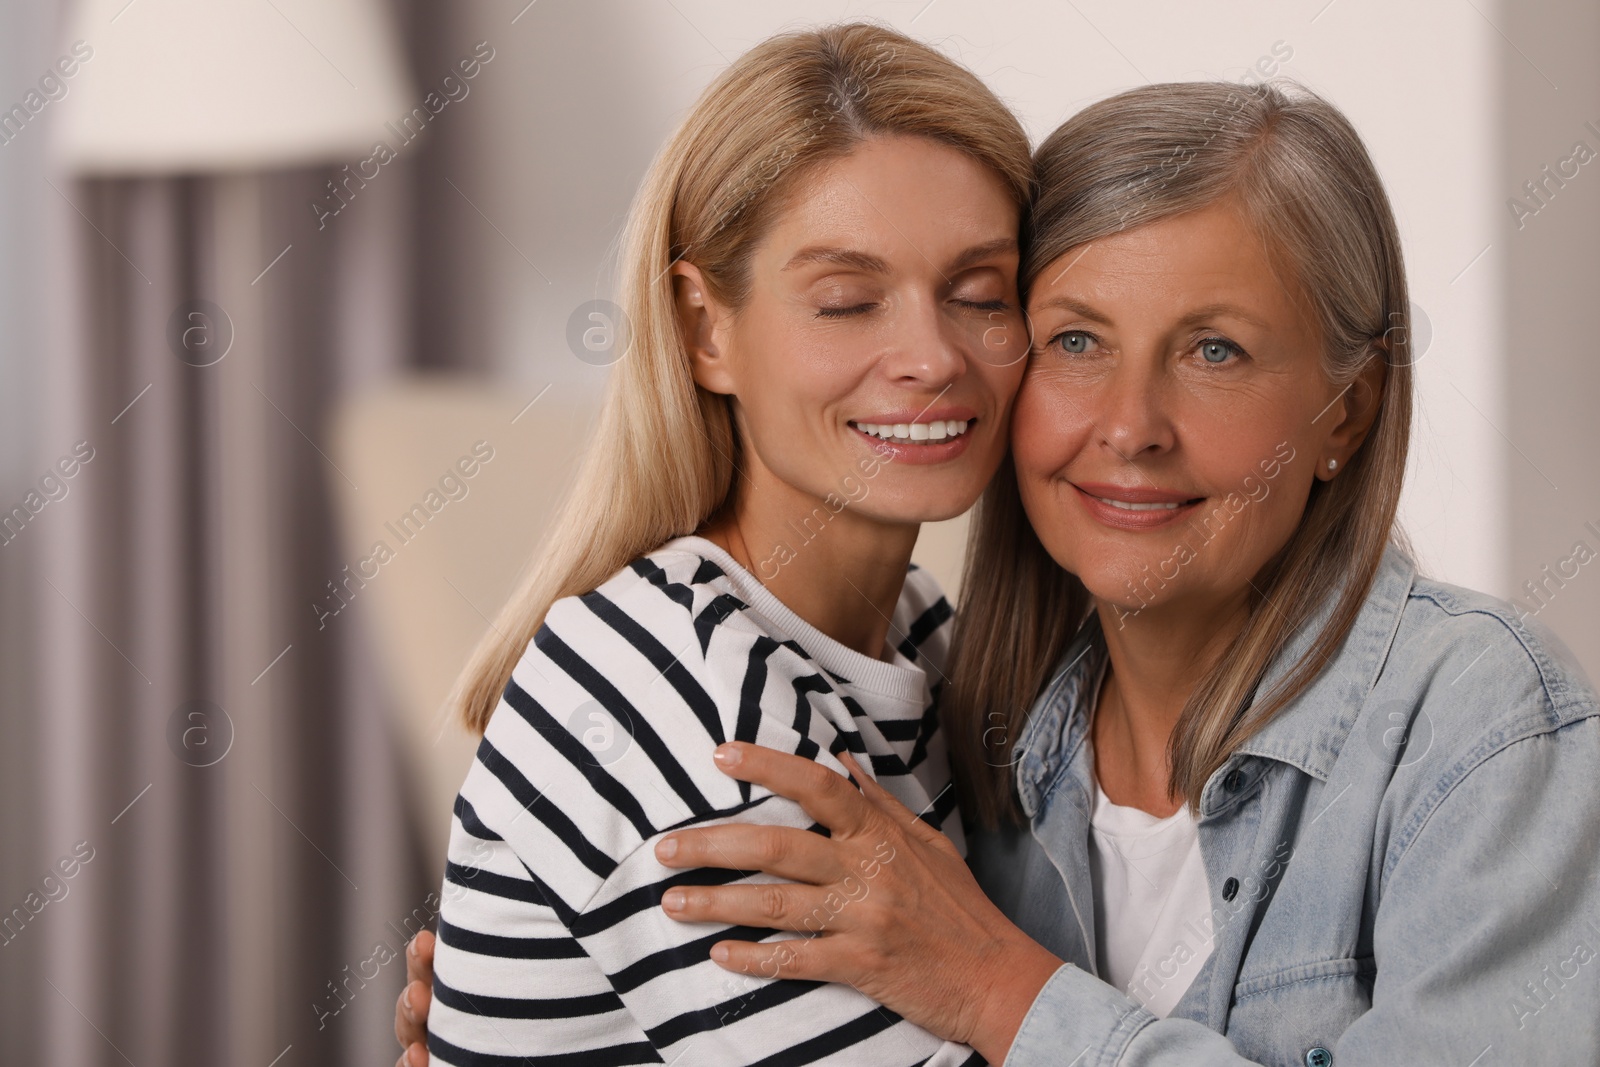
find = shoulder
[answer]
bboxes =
[459,544,768,904]
[545,541,746,641]
[1395,574,1598,733]
[1372,575,1600,862]
[520,541,764,695]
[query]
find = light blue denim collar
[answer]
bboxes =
[1015,545,1417,814]
[1229,545,1415,778]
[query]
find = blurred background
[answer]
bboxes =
[0,0,1594,1063]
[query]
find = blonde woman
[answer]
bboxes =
[413,24,1033,1067]
[635,82,1600,1066]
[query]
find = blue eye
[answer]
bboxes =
[1056,331,1091,354]
[1199,338,1239,363]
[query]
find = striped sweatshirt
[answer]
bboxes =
[427,535,983,1067]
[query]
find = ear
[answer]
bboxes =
[1317,347,1388,481]
[672,262,736,395]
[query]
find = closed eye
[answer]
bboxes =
[815,303,878,319]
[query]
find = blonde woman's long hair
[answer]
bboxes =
[949,81,1415,825]
[454,23,1033,733]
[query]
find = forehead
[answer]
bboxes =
[755,135,1020,265]
[1029,200,1305,317]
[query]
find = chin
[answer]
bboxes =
[1067,551,1171,606]
[864,495,975,526]
[917,481,987,514]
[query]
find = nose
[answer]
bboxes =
[878,292,967,389]
[1095,350,1176,461]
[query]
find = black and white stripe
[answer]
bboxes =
[428,536,978,1066]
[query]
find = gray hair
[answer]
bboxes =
[950,80,1415,823]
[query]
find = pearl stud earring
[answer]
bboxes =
[1327,459,1338,472]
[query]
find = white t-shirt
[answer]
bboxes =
[1086,668,1215,1019]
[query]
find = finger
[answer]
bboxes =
[661,880,846,933]
[395,985,411,1050]
[711,743,874,835]
[838,751,955,848]
[406,929,435,988]
[654,823,848,882]
[838,751,908,814]
[404,1040,430,1067]
[708,933,833,983]
[396,980,430,1047]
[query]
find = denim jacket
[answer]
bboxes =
[967,546,1600,1067]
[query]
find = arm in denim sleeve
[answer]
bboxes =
[1330,713,1600,1063]
[1003,713,1600,1066]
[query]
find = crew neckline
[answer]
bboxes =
[1091,775,1193,837]
[659,535,929,705]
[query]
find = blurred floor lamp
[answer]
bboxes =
[51,1,411,1063]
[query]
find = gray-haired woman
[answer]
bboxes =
[648,81,1600,1066]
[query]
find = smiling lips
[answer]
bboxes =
[849,418,971,444]
[847,413,978,466]
[1072,481,1205,530]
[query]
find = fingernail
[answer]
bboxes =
[404,986,415,1018]
[710,943,729,963]
[656,836,678,860]
[663,889,686,911]
[713,745,741,767]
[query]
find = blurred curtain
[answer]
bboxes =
[0,3,490,1065]
[32,168,424,1067]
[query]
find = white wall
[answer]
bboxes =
[1502,0,1600,680]
[459,0,1507,594]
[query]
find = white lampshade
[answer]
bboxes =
[54,0,415,174]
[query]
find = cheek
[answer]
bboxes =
[1180,420,1316,567]
[731,316,836,429]
[1179,396,1292,488]
[1010,372,1084,478]
[1245,465,1315,544]
[979,354,1028,413]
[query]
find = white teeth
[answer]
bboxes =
[851,419,971,443]
[1094,497,1183,511]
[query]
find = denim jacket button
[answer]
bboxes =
[1223,769,1244,793]
[1304,1047,1332,1067]
[1222,876,1240,901]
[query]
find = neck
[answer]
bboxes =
[1091,588,1251,811]
[699,464,918,660]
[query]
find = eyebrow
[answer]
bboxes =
[1030,297,1269,329]
[945,237,1020,274]
[781,246,891,273]
[1030,296,1111,323]
[1176,302,1270,329]
[780,236,1018,276]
